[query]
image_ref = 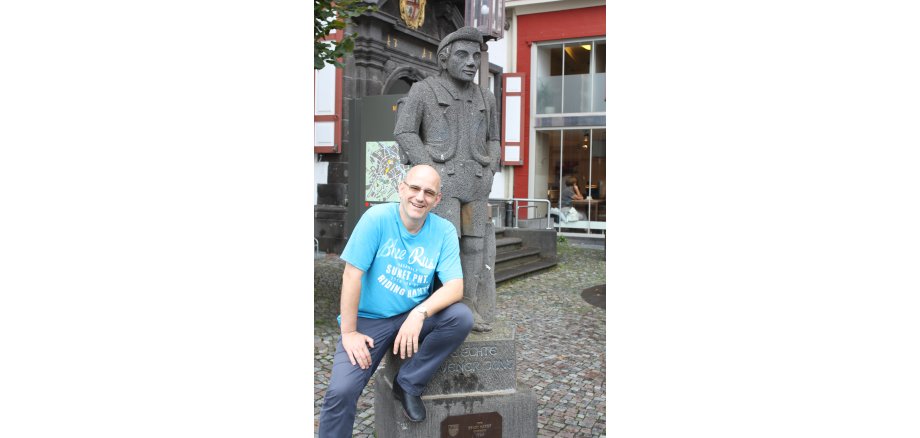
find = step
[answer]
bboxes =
[494,247,543,270]
[495,257,558,283]
[495,236,523,252]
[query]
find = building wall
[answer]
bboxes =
[314,0,464,254]
[511,5,606,200]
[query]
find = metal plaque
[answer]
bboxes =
[441,412,502,438]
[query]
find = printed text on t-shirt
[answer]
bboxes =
[378,238,436,269]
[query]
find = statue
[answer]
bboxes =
[394,27,500,332]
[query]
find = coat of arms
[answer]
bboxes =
[400,0,427,29]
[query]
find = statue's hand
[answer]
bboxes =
[395,133,431,166]
[489,140,501,172]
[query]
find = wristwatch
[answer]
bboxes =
[414,305,429,319]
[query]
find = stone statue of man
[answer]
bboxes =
[394,26,500,332]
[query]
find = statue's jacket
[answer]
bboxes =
[394,76,501,183]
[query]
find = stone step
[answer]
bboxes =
[494,247,543,270]
[495,257,558,284]
[495,236,523,252]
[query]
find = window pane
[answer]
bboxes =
[593,41,605,112]
[536,44,562,114]
[562,130,590,191]
[563,43,592,113]
[314,64,336,115]
[541,128,606,227]
[535,130,559,215]
[590,128,606,200]
[588,128,606,225]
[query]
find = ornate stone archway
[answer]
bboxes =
[382,66,429,95]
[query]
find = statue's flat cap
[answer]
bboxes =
[437,26,484,55]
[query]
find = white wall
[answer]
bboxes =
[487,34,514,200]
[488,170,506,199]
[486,37,507,73]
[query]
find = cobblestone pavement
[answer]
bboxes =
[314,241,606,437]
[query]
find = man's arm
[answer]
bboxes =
[340,262,375,370]
[416,278,463,318]
[392,278,464,359]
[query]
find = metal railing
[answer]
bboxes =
[489,198,554,230]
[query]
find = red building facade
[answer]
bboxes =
[506,1,606,230]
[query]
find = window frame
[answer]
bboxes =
[532,37,606,118]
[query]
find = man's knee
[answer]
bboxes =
[444,303,474,334]
[324,377,364,406]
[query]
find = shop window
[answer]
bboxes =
[562,43,591,113]
[535,44,563,114]
[538,127,606,230]
[593,41,606,112]
[535,38,605,116]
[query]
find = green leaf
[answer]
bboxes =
[314,0,376,69]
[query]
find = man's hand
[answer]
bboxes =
[342,331,375,370]
[393,312,425,359]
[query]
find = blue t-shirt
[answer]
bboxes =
[339,203,462,320]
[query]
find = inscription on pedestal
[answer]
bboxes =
[439,345,514,374]
[382,321,517,396]
[441,412,502,438]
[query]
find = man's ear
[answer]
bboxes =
[431,193,442,209]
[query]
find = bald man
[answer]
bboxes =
[318,165,473,437]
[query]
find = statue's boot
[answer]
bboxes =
[460,235,491,332]
[461,296,492,332]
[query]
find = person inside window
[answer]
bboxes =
[560,176,585,221]
[561,175,584,207]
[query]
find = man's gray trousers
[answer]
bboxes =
[318,303,473,437]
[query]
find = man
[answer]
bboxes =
[394,26,500,332]
[318,165,473,437]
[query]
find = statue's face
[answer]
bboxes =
[444,40,481,83]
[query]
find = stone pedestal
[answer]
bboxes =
[374,320,537,438]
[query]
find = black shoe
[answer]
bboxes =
[392,378,426,422]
